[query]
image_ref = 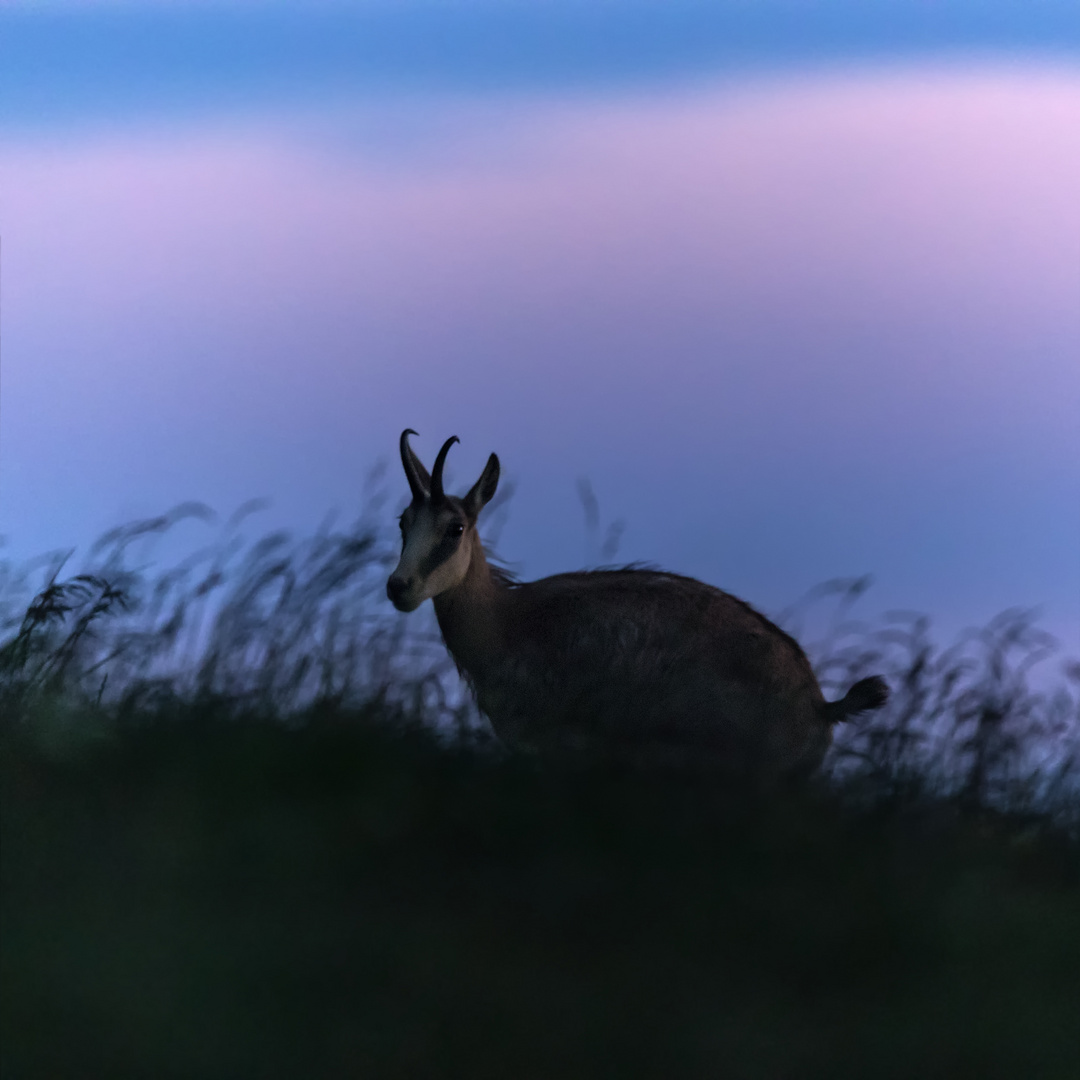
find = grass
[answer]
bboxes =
[2,500,1079,1078]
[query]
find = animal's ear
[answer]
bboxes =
[463,453,500,521]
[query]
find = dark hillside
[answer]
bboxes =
[4,716,1079,1079]
[2,509,1078,1078]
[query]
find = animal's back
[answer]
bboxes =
[478,569,831,774]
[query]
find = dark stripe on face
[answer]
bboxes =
[419,530,463,579]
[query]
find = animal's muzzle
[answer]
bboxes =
[386,575,413,610]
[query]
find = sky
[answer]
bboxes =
[1,0,1078,656]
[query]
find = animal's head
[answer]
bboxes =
[387,430,500,612]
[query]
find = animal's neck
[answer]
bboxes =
[433,533,506,679]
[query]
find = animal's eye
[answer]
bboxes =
[447,521,464,539]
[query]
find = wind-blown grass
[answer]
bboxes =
[0,496,482,738]
[3,498,1076,814]
[779,576,1080,820]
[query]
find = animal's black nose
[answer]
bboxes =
[387,576,411,605]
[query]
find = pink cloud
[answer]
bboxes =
[1,65,1077,636]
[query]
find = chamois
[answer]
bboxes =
[387,431,888,779]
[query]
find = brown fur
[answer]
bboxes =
[389,433,889,780]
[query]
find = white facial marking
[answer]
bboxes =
[388,501,471,611]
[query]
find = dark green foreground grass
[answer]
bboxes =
[3,714,1079,1080]
[3,509,1078,1077]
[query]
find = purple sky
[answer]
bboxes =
[2,62,1078,651]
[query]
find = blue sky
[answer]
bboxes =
[1,1,1078,657]
[3,0,1078,125]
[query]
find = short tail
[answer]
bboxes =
[823,675,889,724]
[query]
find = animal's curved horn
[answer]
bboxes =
[400,429,430,501]
[431,436,459,502]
